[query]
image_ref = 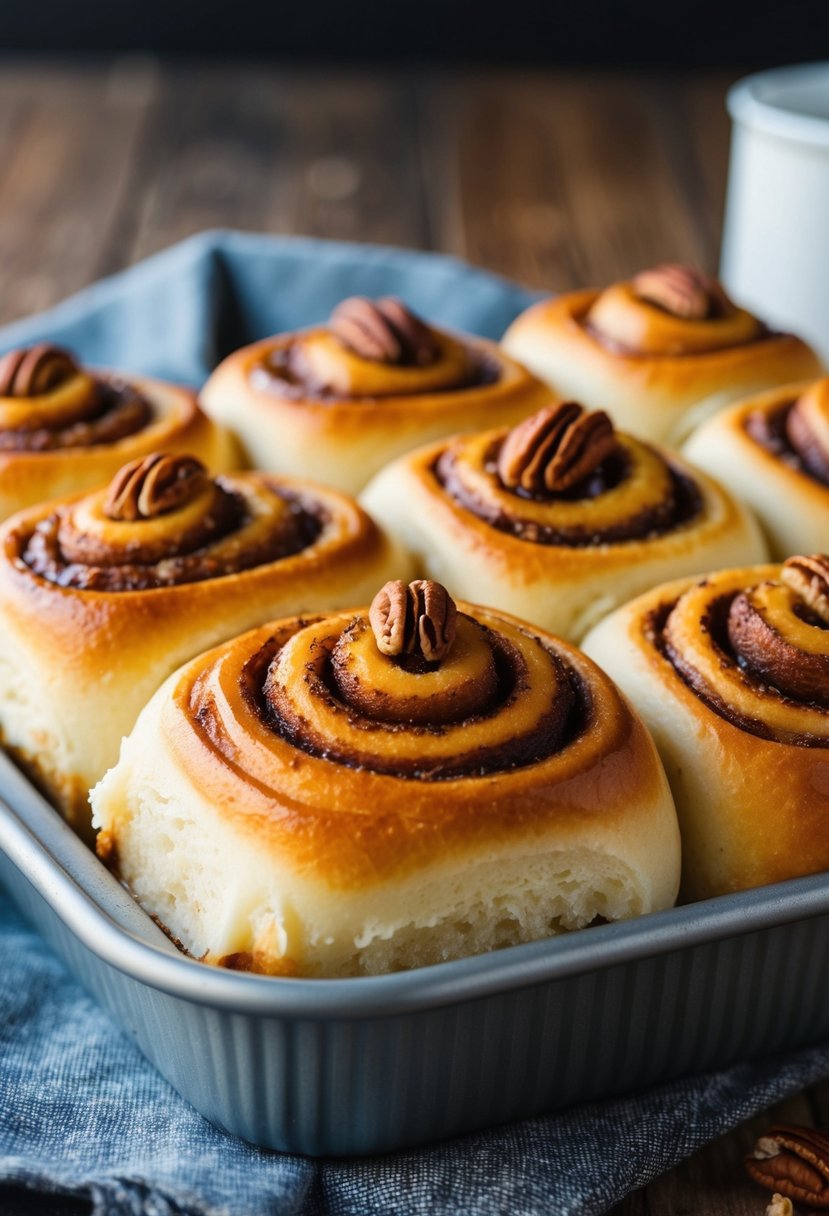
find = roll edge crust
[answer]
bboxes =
[199,330,552,494]
[91,605,680,977]
[582,568,829,902]
[502,291,823,446]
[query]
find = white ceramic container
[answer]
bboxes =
[721,62,829,363]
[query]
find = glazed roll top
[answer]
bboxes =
[362,400,767,641]
[265,295,484,399]
[781,379,829,483]
[661,556,829,744]
[439,401,702,547]
[23,452,319,591]
[199,296,551,494]
[0,344,152,450]
[0,342,234,520]
[745,377,829,485]
[502,264,823,445]
[583,557,829,900]
[91,580,680,977]
[585,265,763,357]
[264,578,574,777]
[683,377,829,559]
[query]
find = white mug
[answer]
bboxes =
[721,62,829,364]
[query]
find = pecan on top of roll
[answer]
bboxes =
[20,453,319,592]
[437,403,700,546]
[0,343,79,396]
[255,297,485,400]
[104,453,209,521]
[659,559,829,744]
[632,265,732,321]
[0,343,153,452]
[243,586,580,776]
[330,298,439,367]
[370,578,457,663]
[497,402,618,495]
[584,264,764,357]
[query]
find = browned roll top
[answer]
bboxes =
[251,297,494,400]
[584,264,765,357]
[0,343,153,452]
[211,579,585,781]
[436,401,701,546]
[19,452,321,591]
[658,556,829,746]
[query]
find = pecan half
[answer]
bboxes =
[767,1196,794,1216]
[329,297,438,366]
[497,402,618,494]
[104,453,209,521]
[0,343,80,397]
[632,264,731,320]
[369,578,457,662]
[746,1125,829,1209]
[782,554,829,624]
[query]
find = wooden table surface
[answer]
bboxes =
[1,57,825,1216]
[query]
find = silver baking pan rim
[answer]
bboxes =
[3,747,828,1018]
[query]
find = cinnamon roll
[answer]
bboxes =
[0,453,409,836]
[0,343,234,519]
[198,297,551,494]
[582,556,829,901]
[90,579,680,977]
[361,402,767,642]
[683,377,829,558]
[502,265,822,446]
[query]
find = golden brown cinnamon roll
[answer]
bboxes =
[361,402,767,641]
[683,377,829,558]
[0,343,234,519]
[582,556,829,901]
[502,266,822,445]
[90,579,680,977]
[0,454,409,836]
[198,297,551,494]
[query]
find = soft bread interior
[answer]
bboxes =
[94,754,651,978]
[0,649,88,826]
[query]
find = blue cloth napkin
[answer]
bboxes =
[0,229,539,378]
[1,230,827,1216]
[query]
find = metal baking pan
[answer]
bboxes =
[3,745,829,1156]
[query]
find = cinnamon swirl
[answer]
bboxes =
[361,402,767,642]
[90,580,680,977]
[583,556,829,900]
[0,454,409,836]
[684,377,829,558]
[502,265,822,445]
[0,343,234,519]
[199,297,551,494]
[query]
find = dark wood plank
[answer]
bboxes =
[682,73,737,271]
[122,66,430,264]
[426,70,724,292]
[0,59,158,325]
[285,70,429,249]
